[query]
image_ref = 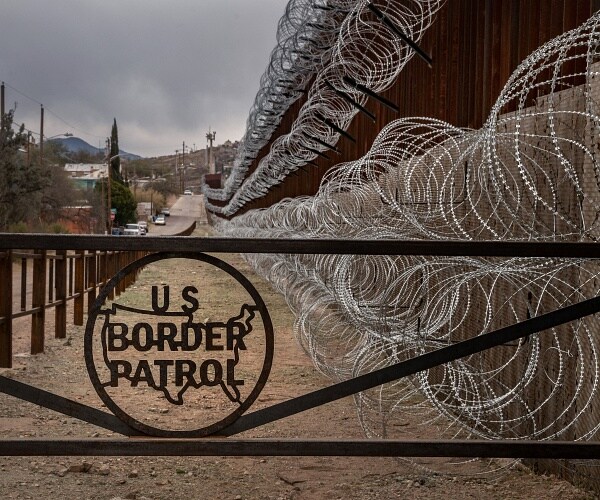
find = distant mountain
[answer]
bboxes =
[50,136,141,161]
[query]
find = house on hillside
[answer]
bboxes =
[64,163,108,190]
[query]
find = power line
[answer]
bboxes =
[3,81,43,106]
[44,107,103,140]
[1,80,104,141]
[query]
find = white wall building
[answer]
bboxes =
[64,163,108,189]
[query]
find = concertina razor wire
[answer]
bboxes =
[213,2,600,472]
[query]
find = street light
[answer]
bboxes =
[45,132,73,140]
[39,132,73,166]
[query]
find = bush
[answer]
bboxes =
[48,223,70,234]
[7,221,29,233]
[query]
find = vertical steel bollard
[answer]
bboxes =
[20,257,27,311]
[87,250,97,313]
[31,249,47,354]
[117,252,125,295]
[68,256,74,297]
[55,250,67,339]
[74,250,85,326]
[99,250,107,289]
[108,251,116,300]
[48,253,54,303]
[0,250,13,368]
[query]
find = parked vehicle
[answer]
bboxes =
[161,208,171,216]
[138,221,148,235]
[154,214,166,225]
[123,223,141,236]
[110,227,123,236]
[184,189,192,195]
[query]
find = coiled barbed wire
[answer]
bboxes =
[212,10,600,452]
[204,0,446,214]
[202,0,353,202]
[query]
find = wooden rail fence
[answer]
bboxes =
[0,249,147,368]
[0,221,197,368]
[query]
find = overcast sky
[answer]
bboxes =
[0,0,286,157]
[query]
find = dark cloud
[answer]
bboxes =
[0,0,284,156]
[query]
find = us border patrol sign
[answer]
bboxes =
[84,252,274,437]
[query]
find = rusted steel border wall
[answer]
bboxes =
[207,0,600,216]
[205,1,600,487]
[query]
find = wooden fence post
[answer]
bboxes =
[31,250,47,354]
[117,251,127,295]
[20,257,27,311]
[108,251,116,300]
[68,256,74,297]
[0,250,13,368]
[48,253,54,303]
[87,250,97,312]
[99,250,107,288]
[55,250,67,339]
[123,252,130,290]
[74,250,85,326]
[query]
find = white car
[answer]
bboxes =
[123,223,141,236]
[138,221,148,235]
[184,189,192,195]
[154,214,166,225]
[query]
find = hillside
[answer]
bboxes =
[50,136,141,160]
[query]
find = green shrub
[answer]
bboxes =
[48,223,70,234]
[7,221,29,233]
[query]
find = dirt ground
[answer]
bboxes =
[0,223,596,499]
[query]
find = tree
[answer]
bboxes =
[110,118,122,182]
[147,178,179,198]
[95,177,137,226]
[39,166,81,225]
[0,110,48,229]
[18,137,89,229]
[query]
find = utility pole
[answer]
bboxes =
[182,141,186,191]
[106,137,111,233]
[100,167,106,233]
[206,128,216,174]
[26,131,31,166]
[1,82,4,131]
[175,149,180,193]
[39,105,44,167]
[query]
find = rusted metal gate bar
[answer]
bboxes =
[0,293,598,442]
[1,438,599,458]
[0,375,139,436]
[1,234,600,258]
[221,295,600,435]
[1,235,600,458]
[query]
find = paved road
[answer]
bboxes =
[146,194,207,236]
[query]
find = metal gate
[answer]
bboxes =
[0,233,599,459]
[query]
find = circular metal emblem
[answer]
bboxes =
[84,252,274,437]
